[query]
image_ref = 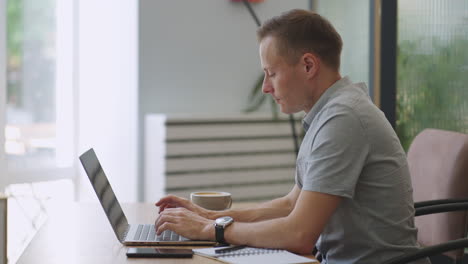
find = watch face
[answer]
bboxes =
[215,216,233,227]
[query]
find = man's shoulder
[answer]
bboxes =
[321,84,380,124]
[327,82,369,107]
[317,89,364,122]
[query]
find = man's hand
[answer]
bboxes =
[155,194,212,219]
[155,207,215,241]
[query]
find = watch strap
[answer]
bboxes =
[215,224,227,244]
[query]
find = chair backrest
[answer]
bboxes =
[408,128,468,258]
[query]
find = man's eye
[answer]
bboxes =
[268,73,276,77]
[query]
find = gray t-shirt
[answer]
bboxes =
[296,77,430,264]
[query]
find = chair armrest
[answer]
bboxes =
[415,202,468,216]
[382,238,468,264]
[415,198,468,208]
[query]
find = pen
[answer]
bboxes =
[215,245,246,254]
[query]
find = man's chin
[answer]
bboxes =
[280,108,300,115]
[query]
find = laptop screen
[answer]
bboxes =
[79,148,129,242]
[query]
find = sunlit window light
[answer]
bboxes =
[4,141,25,156]
[4,126,21,141]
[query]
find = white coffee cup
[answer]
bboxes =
[190,191,232,211]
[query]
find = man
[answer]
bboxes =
[155,9,429,263]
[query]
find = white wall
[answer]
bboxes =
[139,0,309,115]
[77,0,138,202]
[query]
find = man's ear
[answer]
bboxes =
[302,53,319,78]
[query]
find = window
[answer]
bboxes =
[2,0,76,262]
[4,0,75,183]
[396,0,468,150]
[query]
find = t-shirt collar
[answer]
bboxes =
[302,76,353,131]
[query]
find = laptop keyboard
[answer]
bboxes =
[133,224,186,241]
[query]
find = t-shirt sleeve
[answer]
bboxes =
[300,108,369,198]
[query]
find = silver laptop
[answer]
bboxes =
[79,148,216,246]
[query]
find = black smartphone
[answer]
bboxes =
[126,248,193,258]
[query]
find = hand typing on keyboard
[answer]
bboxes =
[156,195,212,219]
[155,207,215,241]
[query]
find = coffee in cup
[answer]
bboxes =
[190,191,232,211]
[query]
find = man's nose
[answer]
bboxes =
[262,78,272,94]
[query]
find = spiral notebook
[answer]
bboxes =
[193,246,317,264]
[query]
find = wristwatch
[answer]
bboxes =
[214,216,234,244]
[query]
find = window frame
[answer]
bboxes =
[0,1,7,190]
[378,0,397,128]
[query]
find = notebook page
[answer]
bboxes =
[193,247,317,264]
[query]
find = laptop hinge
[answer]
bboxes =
[121,224,130,243]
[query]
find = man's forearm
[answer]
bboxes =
[223,215,317,254]
[209,195,294,222]
[221,191,342,254]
